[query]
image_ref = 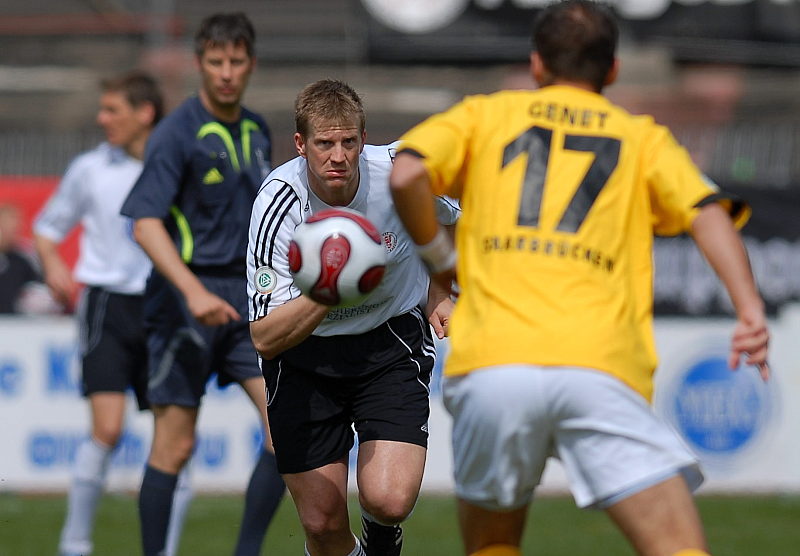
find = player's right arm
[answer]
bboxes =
[391,99,472,291]
[34,236,75,307]
[250,297,329,360]
[133,217,239,326]
[247,177,329,360]
[32,155,90,307]
[121,121,237,326]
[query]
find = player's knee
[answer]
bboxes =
[671,550,710,556]
[359,490,416,525]
[469,544,521,556]
[170,437,195,466]
[298,508,349,541]
[150,434,195,471]
[92,425,122,448]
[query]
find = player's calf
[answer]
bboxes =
[470,545,521,556]
[360,513,403,556]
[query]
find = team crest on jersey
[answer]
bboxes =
[254,265,277,294]
[382,232,397,252]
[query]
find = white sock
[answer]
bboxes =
[304,535,365,556]
[347,536,366,556]
[164,462,193,556]
[58,438,112,555]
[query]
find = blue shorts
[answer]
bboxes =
[143,269,261,407]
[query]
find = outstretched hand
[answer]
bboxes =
[729,309,770,381]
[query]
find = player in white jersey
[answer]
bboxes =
[33,71,190,556]
[247,80,459,556]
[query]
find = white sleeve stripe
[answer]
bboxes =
[250,182,299,316]
[256,183,297,266]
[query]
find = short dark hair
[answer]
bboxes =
[100,70,164,125]
[294,79,366,138]
[194,12,255,58]
[532,0,618,92]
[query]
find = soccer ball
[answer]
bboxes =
[288,207,387,307]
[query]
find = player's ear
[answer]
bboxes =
[531,52,547,86]
[138,102,156,127]
[294,132,306,158]
[604,58,620,87]
[360,129,367,153]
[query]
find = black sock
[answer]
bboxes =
[139,465,178,556]
[361,514,403,556]
[233,449,287,556]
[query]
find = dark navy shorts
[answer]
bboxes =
[263,306,434,474]
[143,270,261,408]
[78,287,149,410]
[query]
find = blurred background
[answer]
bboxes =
[0,0,798,505]
[2,1,800,314]
[2,0,800,182]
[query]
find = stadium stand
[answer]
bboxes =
[1,0,800,188]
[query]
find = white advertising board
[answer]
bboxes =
[1,308,798,495]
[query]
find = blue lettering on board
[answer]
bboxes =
[45,343,79,393]
[0,359,22,396]
[196,433,227,468]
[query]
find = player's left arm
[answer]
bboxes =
[690,203,769,380]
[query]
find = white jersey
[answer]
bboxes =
[33,143,152,294]
[248,143,460,336]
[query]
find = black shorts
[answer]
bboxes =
[143,270,262,408]
[78,287,149,410]
[264,306,434,474]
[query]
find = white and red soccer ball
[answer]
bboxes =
[288,207,387,307]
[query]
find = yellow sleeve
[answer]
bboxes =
[644,125,750,235]
[397,96,481,198]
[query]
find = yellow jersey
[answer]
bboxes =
[399,85,748,400]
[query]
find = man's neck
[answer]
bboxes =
[542,79,600,93]
[199,90,241,123]
[124,133,149,161]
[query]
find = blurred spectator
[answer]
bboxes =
[32,70,190,556]
[0,203,60,314]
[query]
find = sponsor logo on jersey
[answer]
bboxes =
[254,265,277,294]
[203,167,224,185]
[382,232,397,253]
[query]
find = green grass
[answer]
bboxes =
[1,493,798,555]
